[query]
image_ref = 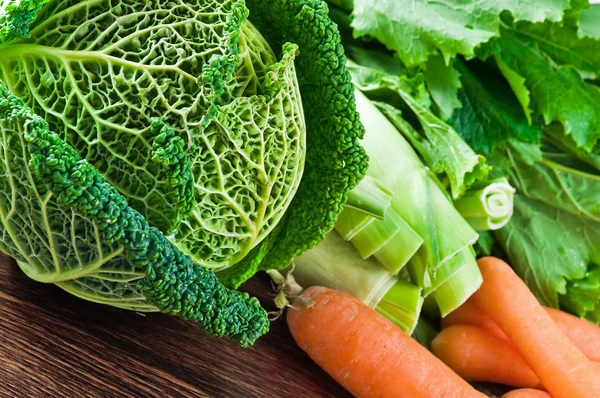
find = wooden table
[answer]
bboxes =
[0,254,351,397]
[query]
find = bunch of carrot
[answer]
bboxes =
[432,257,600,398]
[286,257,600,398]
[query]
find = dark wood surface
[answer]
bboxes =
[0,254,351,398]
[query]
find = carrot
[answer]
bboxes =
[472,257,600,398]
[431,325,541,388]
[545,307,600,362]
[287,286,485,398]
[502,389,553,398]
[441,298,505,338]
[443,298,600,362]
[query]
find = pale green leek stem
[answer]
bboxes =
[345,175,394,219]
[454,178,515,230]
[292,232,396,308]
[376,280,423,334]
[334,207,375,240]
[434,251,483,317]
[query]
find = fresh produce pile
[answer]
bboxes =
[1,0,600,395]
[281,0,600,396]
[287,258,600,398]
[318,0,600,324]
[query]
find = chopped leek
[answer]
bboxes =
[376,280,423,333]
[433,252,483,317]
[454,178,516,230]
[292,231,397,308]
[335,207,376,240]
[345,176,394,219]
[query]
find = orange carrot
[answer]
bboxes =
[472,257,600,398]
[443,298,600,362]
[502,389,553,398]
[441,298,505,338]
[287,286,485,398]
[431,325,541,388]
[545,307,600,362]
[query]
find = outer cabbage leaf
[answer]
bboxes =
[0,0,49,42]
[349,0,572,67]
[0,0,307,271]
[172,43,306,270]
[0,78,151,309]
[0,80,269,345]
[217,0,368,287]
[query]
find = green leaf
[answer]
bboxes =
[578,4,600,40]
[512,20,600,79]
[544,123,600,171]
[495,56,533,124]
[0,0,50,43]
[561,266,600,324]
[424,55,462,120]
[350,0,571,67]
[474,230,496,256]
[495,195,600,308]
[491,28,600,151]
[1,0,309,273]
[447,60,542,154]
[502,144,600,222]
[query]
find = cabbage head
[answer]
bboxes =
[0,0,367,345]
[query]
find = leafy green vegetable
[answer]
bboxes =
[578,4,600,40]
[511,21,600,79]
[496,195,600,316]
[349,0,572,67]
[0,80,268,346]
[562,267,600,323]
[423,55,462,120]
[327,0,600,326]
[0,0,303,267]
[448,60,542,154]
[218,0,368,288]
[506,146,600,222]
[491,28,600,151]
[0,0,367,343]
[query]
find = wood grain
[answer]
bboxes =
[0,254,351,398]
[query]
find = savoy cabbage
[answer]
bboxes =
[0,0,367,345]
